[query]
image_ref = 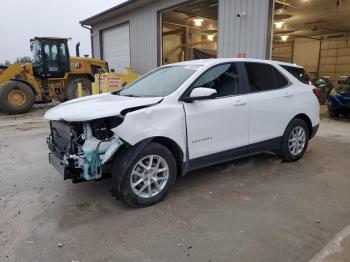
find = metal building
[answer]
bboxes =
[81,0,273,74]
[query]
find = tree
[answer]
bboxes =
[15,56,32,63]
[0,60,11,66]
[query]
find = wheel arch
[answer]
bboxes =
[291,113,313,138]
[65,73,94,83]
[150,136,185,177]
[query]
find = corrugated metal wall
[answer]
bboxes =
[272,37,350,82]
[92,0,190,74]
[91,0,272,74]
[218,0,272,59]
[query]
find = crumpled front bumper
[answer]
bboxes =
[47,132,124,183]
[47,137,85,182]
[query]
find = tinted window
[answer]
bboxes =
[281,65,310,84]
[192,63,240,97]
[274,68,289,88]
[244,63,288,92]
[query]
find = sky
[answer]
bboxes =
[0,0,127,63]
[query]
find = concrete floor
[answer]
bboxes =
[0,106,350,262]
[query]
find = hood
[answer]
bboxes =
[44,93,163,122]
[336,85,350,95]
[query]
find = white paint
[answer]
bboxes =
[189,87,217,98]
[45,58,320,162]
[184,94,249,159]
[44,93,162,121]
[114,103,188,160]
[102,23,130,73]
[308,224,350,262]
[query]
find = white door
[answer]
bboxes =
[183,63,250,159]
[243,62,295,144]
[102,23,130,73]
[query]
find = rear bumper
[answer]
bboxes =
[311,124,319,139]
[328,96,350,110]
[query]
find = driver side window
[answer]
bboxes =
[192,63,240,98]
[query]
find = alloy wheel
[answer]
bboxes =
[288,126,306,156]
[130,155,169,198]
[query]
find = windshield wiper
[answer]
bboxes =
[120,94,140,97]
[111,91,139,97]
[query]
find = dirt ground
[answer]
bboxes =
[0,105,350,262]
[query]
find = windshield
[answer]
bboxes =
[31,40,42,64]
[118,65,201,97]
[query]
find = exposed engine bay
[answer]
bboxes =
[47,117,124,182]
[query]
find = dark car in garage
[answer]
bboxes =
[312,77,334,104]
[328,77,350,117]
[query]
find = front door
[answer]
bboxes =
[183,63,250,160]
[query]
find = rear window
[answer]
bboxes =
[281,65,310,84]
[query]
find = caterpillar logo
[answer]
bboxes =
[71,62,81,68]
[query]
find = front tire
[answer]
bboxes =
[0,81,35,114]
[120,143,177,207]
[278,118,309,162]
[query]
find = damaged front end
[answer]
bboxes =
[47,117,124,183]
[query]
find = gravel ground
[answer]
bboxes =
[0,105,349,262]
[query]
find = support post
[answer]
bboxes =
[77,83,83,97]
[92,83,99,95]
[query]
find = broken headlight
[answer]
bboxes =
[89,116,124,140]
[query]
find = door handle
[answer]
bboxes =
[234,100,247,106]
[284,92,293,98]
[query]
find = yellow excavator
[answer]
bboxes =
[0,37,108,114]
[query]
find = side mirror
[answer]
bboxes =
[183,87,217,103]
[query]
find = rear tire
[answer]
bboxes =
[119,142,177,207]
[328,109,339,118]
[66,77,92,100]
[278,118,309,162]
[0,81,35,114]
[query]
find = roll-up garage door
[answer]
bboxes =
[102,23,130,73]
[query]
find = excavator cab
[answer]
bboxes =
[30,37,70,79]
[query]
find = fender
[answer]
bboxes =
[114,103,188,160]
[110,138,153,199]
[10,78,38,95]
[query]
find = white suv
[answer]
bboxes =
[45,58,320,207]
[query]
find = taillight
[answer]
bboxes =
[313,88,321,97]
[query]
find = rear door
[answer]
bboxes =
[241,62,294,144]
[183,63,250,159]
